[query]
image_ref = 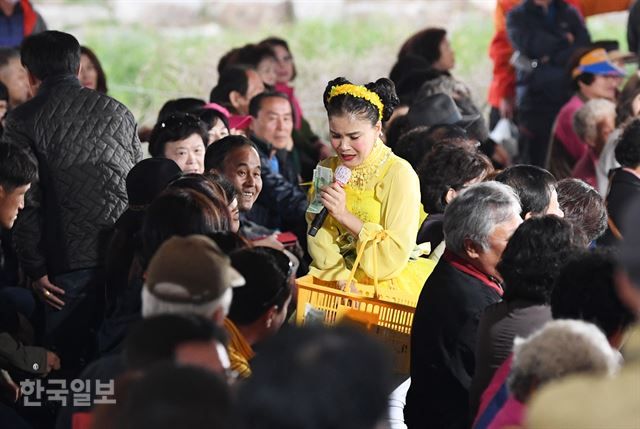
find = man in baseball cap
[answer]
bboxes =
[142,235,245,325]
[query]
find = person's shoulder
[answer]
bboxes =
[559,95,583,114]
[614,169,640,186]
[86,89,132,114]
[78,353,126,381]
[527,365,640,429]
[481,300,509,321]
[6,94,42,122]
[423,259,466,294]
[386,152,418,180]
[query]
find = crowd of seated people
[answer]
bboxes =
[0,3,639,427]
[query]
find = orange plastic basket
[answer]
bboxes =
[295,231,416,374]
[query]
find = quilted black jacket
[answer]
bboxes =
[1,75,142,279]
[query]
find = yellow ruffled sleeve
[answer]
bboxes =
[356,159,421,280]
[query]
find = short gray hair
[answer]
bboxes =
[443,181,521,255]
[141,286,232,320]
[573,98,616,143]
[508,319,619,402]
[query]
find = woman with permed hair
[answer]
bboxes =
[306,77,434,301]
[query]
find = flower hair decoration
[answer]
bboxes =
[328,84,384,121]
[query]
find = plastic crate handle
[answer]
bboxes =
[345,230,388,299]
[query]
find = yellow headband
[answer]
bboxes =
[328,84,384,121]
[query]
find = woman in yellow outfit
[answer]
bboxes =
[307,77,434,304]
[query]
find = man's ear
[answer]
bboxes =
[444,188,457,205]
[229,90,243,112]
[0,184,5,199]
[261,305,279,329]
[26,71,39,96]
[463,237,481,260]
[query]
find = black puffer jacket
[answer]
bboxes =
[1,75,142,279]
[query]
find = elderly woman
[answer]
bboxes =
[486,319,619,429]
[149,113,208,175]
[571,98,617,188]
[469,216,577,418]
[548,48,624,179]
[406,181,522,429]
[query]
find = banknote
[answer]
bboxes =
[307,165,333,214]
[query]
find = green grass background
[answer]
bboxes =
[68,11,627,136]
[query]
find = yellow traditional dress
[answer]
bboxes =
[307,140,435,303]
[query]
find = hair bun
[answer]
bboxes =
[323,77,350,109]
[365,78,400,122]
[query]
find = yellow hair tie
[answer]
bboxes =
[328,84,384,121]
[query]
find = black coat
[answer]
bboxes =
[600,169,640,245]
[1,75,142,279]
[507,0,590,111]
[405,253,502,429]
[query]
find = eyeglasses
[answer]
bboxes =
[159,113,202,131]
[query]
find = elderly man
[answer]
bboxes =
[248,90,296,184]
[244,90,308,240]
[141,235,245,324]
[404,181,522,429]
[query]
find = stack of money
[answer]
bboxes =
[307,165,333,214]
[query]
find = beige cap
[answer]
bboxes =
[145,235,245,304]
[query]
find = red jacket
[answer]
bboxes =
[21,0,39,36]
